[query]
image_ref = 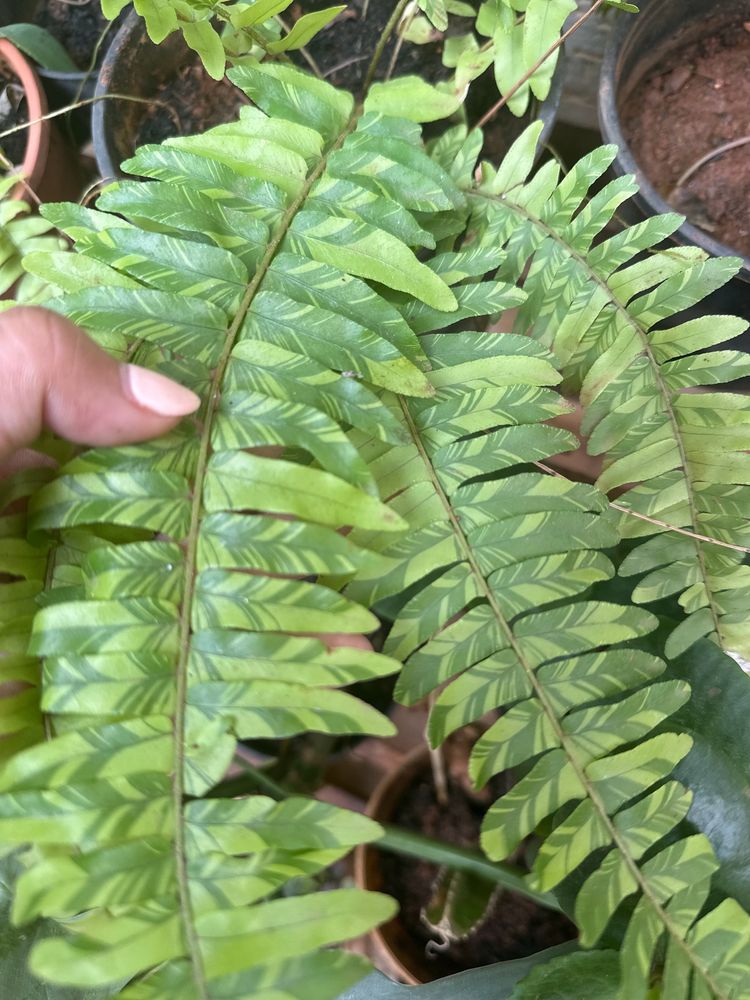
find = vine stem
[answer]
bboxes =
[534,461,750,555]
[396,392,728,999]
[474,0,608,131]
[362,0,413,93]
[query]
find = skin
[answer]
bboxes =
[0,307,371,655]
[0,306,200,477]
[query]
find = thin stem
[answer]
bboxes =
[0,93,177,145]
[362,0,412,94]
[534,461,750,555]
[322,54,368,80]
[474,0,607,131]
[384,3,416,82]
[670,135,750,196]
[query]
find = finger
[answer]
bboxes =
[0,447,57,480]
[0,307,200,462]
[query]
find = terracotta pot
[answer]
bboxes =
[354,746,431,985]
[0,38,84,202]
[0,37,49,199]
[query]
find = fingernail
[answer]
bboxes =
[121,364,201,417]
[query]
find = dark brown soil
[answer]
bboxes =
[135,58,250,147]
[0,65,27,166]
[295,0,544,163]
[292,0,451,95]
[380,773,577,980]
[34,0,115,71]
[622,18,750,256]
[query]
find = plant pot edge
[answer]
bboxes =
[354,745,431,986]
[597,0,750,282]
[0,36,50,199]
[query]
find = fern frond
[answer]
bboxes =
[347,308,750,996]
[0,64,465,997]
[466,126,750,661]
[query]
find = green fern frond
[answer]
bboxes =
[0,64,466,996]
[345,195,750,998]
[465,125,750,662]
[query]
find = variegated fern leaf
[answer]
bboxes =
[344,124,750,1000]
[2,51,750,1000]
[455,121,750,663]
[0,175,66,306]
[0,62,466,998]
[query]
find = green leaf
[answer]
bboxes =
[365,77,464,124]
[0,24,78,72]
[268,7,345,52]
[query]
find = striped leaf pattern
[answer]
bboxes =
[467,127,750,661]
[347,323,750,993]
[0,64,463,998]
[0,175,67,306]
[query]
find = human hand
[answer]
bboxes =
[0,306,201,479]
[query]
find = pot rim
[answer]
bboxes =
[353,746,431,986]
[0,37,50,200]
[598,1,750,277]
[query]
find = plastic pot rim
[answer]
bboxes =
[598,2,750,280]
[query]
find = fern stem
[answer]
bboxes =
[396,394,730,999]
[362,0,413,94]
[484,192,726,647]
[473,0,607,131]
[171,104,364,995]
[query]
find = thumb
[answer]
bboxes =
[0,307,200,463]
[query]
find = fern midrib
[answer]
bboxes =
[172,111,362,996]
[485,192,724,645]
[396,394,727,999]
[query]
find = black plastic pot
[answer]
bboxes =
[599,0,750,319]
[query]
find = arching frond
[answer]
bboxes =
[466,124,750,661]
[344,145,750,995]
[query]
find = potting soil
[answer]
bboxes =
[380,775,576,981]
[622,18,750,256]
[296,0,449,95]
[34,0,113,71]
[135,58,250,147]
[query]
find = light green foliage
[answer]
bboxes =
[467,130,750,661]
[0,178,67,307]
[344,124,750,998]
[102,0,344,78]
[0,63,464,998]
[1,47,750,1000]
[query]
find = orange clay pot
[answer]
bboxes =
[0,38,83,202]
